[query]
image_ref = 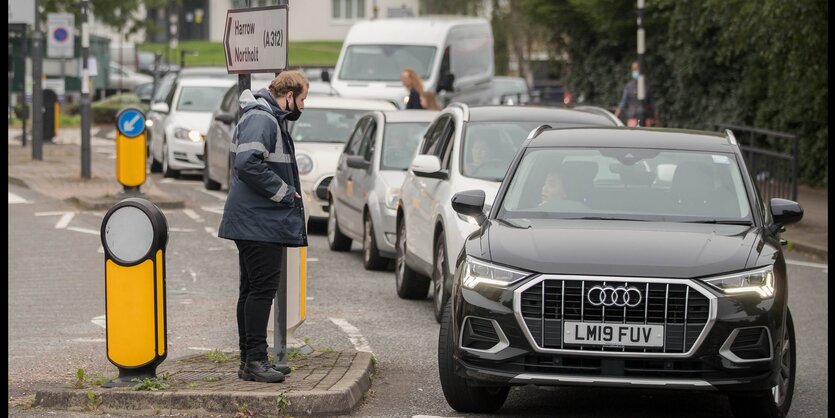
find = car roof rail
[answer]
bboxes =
[447,102,469,121]
[725,129,738,145]
[573,105,624,127]
[527,124,553,140]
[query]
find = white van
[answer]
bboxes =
[327,16,495,108]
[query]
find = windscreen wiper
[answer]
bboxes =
[568,216,649,222]
[680,219,754,225]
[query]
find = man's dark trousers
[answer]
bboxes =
[235,239,283,362]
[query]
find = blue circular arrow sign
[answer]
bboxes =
[116,108,146,138]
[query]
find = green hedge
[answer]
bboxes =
[91,93,149,124]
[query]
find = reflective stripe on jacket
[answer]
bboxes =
[218,88,308,247]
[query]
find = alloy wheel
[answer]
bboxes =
[772,318,792,406]
[327,202,337,245]
[395,221,406,288]
[433,240,446,316]
[363,216,372,264]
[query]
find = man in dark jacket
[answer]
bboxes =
[218,71,309,383]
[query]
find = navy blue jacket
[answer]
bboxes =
[218,88,308,247]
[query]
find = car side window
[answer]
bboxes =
[359,119,377,162]
[437,118,456,168]
[421,115,451,155]
[222,88,237,114]
[345,117,369,156]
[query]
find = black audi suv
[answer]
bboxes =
[439,127,803,418]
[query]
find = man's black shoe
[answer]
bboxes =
[242,359,285,383]
[239,360,292,379]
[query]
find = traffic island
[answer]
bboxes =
[34,349,375,416]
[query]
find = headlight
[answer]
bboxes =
[296,153,314,175]
[384,187,399,210]
[174,127,203,142]
[145,120,154,127]
[703,265,775,298]
[462,256,531,289]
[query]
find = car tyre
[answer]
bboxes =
[728,308,795,418]
[438,300,509,413]
[363,212,387,270]
[148,132,162,173]
[432,233,450,323]
[395,218,429,299]
[162,140,180,178]
[203,142,221,190]
[327,198,352,251]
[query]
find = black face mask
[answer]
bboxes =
[286,94,302,121]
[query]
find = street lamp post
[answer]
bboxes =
[81,0,91,179]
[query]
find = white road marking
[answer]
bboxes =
[205,226,218,237]
[97,246,104,254]
[201,205,225,215]
[785,259,828,269]
[67,227,100,235]
[169,227,196,232]
[8,192,31,204]
[160,178,176,184]
[330,318,373,353]
[91,315,106,329]
[181,299,193,304]
[187,269,197,283]
[197,188,227,201]
[308,258,319,262]
[55,212,75,229]
[72,338,106,343]
[35,211,71,216]
[182,208,204,223]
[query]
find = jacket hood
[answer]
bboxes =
[239,88,290,119]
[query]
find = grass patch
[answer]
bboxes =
[205,349,232,363]
[137,40,342,67]
[132,373,171,391]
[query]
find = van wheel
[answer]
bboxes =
[327,199,352,251]
[363,212,387,270]
[395,219,429,299]
[728,309,795,418]
[438,301,509,412]
[203,143,221,190]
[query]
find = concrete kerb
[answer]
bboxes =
[784,241,828,262]
[34,351,375,416]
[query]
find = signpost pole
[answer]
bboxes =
[80,0,91,179]
[32,0,43,160]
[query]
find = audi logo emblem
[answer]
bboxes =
[587,285,643,307]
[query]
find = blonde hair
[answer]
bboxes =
[421,91,440,110]
[402,68,425,94]
[268,70,309,98]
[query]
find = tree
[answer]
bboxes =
[40,0,171,38]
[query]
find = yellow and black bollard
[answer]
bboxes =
[100,198,168,387]
[115,107,148,196]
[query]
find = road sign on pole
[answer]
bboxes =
[223,5,288,74]
[47,13,75,58]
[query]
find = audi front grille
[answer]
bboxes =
[514,276,716,357]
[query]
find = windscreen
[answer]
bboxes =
[380,122,429,170]
[338,45,436,81]
[290,108,369,143]
[498,147,753,223]
[176,86,229,112]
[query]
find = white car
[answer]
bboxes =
[395,103,623,322]
[327,110,438,270]
[147,76,237,177]
[289,96,398,221]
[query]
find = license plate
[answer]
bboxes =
[563,321,664,347]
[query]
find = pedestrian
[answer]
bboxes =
[401,68,425,109]
[614,61,657,127]
[217,70,309,383]
[420,91,440,110]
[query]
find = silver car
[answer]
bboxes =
[327,110,439,270]
[395,103,623,322]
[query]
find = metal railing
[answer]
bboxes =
[716,123,799,202]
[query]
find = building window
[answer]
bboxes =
[332,0,365,20]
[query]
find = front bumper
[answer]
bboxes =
[168,138,205,170]
[451,273,786,392]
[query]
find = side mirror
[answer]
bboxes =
[770,198,803,230]
[150,102,169,114]
[411,154,447,179]
[321,69,331,83]
[214,112,235,125]
[437,73,455,93]
[346,155,371,170]
[452,190,486,225]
